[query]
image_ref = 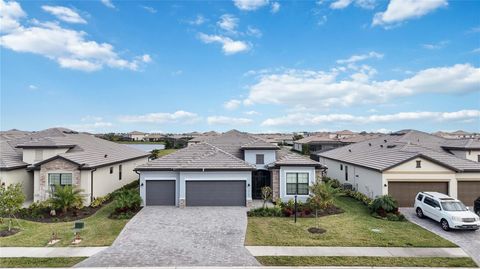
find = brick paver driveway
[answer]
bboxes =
[400,208,480,266]
[76,207,259,267]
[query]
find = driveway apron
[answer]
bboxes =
[76,206,259,267]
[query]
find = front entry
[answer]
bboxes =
[252,170,271,199]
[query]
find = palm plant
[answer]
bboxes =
[49,185,84,214]
[309,181,339,227]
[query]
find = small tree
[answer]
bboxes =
[150,149,161,159]
[0,183,25,231]
[261,186,272,208]
[308,181,338,228]
[49,185,84,214]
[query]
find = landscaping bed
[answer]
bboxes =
[246,195,456,247]
[256,256,477,267]
[0,228,19,237]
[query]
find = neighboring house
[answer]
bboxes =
[433,130,477,139]
[128,131,147,141]
[255,133,294,146]
[135,130,324,207]
[293,134,380,154]
[317,130,480,207]
[0,128,150,204]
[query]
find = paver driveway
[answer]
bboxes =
[400,208,480,266]
[76,206,259,267]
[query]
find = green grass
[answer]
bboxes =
[246,195,456,247]
[0,202,129,247]
[155,149,177,157]
[0,257,87,268]
[256,256,477,267]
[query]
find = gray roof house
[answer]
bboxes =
[0,128,149,204]
[317,130,480,206]
[136,130,324,207]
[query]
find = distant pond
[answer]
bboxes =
[124,143,165,152]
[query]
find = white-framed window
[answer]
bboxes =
[286,172,309,195]
[256,154,265,164]
[48,173,73,191]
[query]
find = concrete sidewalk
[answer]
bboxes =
[0,247,108,258]
[246,246,469,258]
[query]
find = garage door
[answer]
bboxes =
[388,181,448,207]
[458,181,480,206]
[146,180,176,205]
[186,180,246,206]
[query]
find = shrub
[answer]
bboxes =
[49,185,84,214]
[386,213,399,221]
[0,183,25,231]
[344,189,373,206]
[369,195,398,217]
[247,206,282,217]
[19,200,51,219]
[113,189,141,213]
[90,194,111,208]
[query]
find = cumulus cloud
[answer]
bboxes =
[224,99,242,110]
[42,5,87,24]
[188,14,206,25]
[373,0,447,27]
[336,51,383,64]
[217,14,238,33]
[100,0,115,9]
[261,110,480,127]
[244,110,260,115]
[198,33,250,55]
[119,111,200,124]
[207,116,253,125]
[246,26,262,38]
[329,0,375,9]
[271,2,280,13]
[244,64,480,108]
[0,1,150,72]
[233,0,269,11]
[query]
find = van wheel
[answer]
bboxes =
[441,219,450,231]
[416,208,424,218]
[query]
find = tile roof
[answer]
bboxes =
[1,128,149,170]
[319,130,480,172]
[441,139,480,149]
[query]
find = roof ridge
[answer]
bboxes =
[203,142,255,167]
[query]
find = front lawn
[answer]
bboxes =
[0,257,86,268]
[0,202,129,247]
[256,256,477,267]
[246,195,455,247]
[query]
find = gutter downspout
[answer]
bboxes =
[90,168,97,203]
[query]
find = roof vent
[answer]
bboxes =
[368,143,372,146]
[380,145,384,148]
[384,139,387,143]
[387,145,396,148]
[104,154,108,158]
[348,149,352,152]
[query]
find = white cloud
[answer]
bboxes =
[261,110,480,127]
[317,15,328,26]
[246,26,262,38]
[207,116,253,125]
[336,51,383,64]
[141,6,157,13]
[330,0,352,9]
[244,110,260,115]
[119,111,200,124]
[0,2,150,72]
[373,0,447,27]
[188,15,206,25]
[422,40,449,50]
[41,5,87,24]
[233,0,269,11]
[329,0,375,9]
[28,84,38,90]
[67,117,113,132]
[376,128,392,134]
[0,0,26,33]
[217,14,238,33]
[198,33,250,55]
[224,99,242,110]
[244,64,480,108]
[271,2,280,13]
[100,0,115,9]
[472,48,480,54]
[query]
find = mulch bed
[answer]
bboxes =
[292,204,344,218]
[307,227,326,234]
[16,204,106,223]
[0,228,20,237]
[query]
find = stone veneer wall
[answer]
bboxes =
[38,158,81,201]
[271,168,280,200]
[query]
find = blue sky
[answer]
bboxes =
[1,0,479,133]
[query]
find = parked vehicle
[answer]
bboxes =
[414,192,480,231]
[475,197,480,216]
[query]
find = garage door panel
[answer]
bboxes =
[388,182,448,207]
[458,181,480,206]
[186,181,246,206]
[146,180,176,206]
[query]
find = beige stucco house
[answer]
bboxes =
[0,128,149,204]
[318,130,480,207]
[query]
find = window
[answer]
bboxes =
[256,154,264,165]
[34,149,43,161]
[118,165,122,180]
[48,173,73,191]
[286,173,309,195]
[478,155,480,162]
[424,197,440,208]
[110,167,114,174]
[416,160,421,168]
[417,194,424,201]
[340,164,343,170]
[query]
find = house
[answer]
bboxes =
[0,128,150,204]
[317,130,480,207]
[128,131,147,141]
[293,133,380,154]
[135,130,324,207]
[433,130,477,139]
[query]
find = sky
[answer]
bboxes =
[1,0,479,134]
